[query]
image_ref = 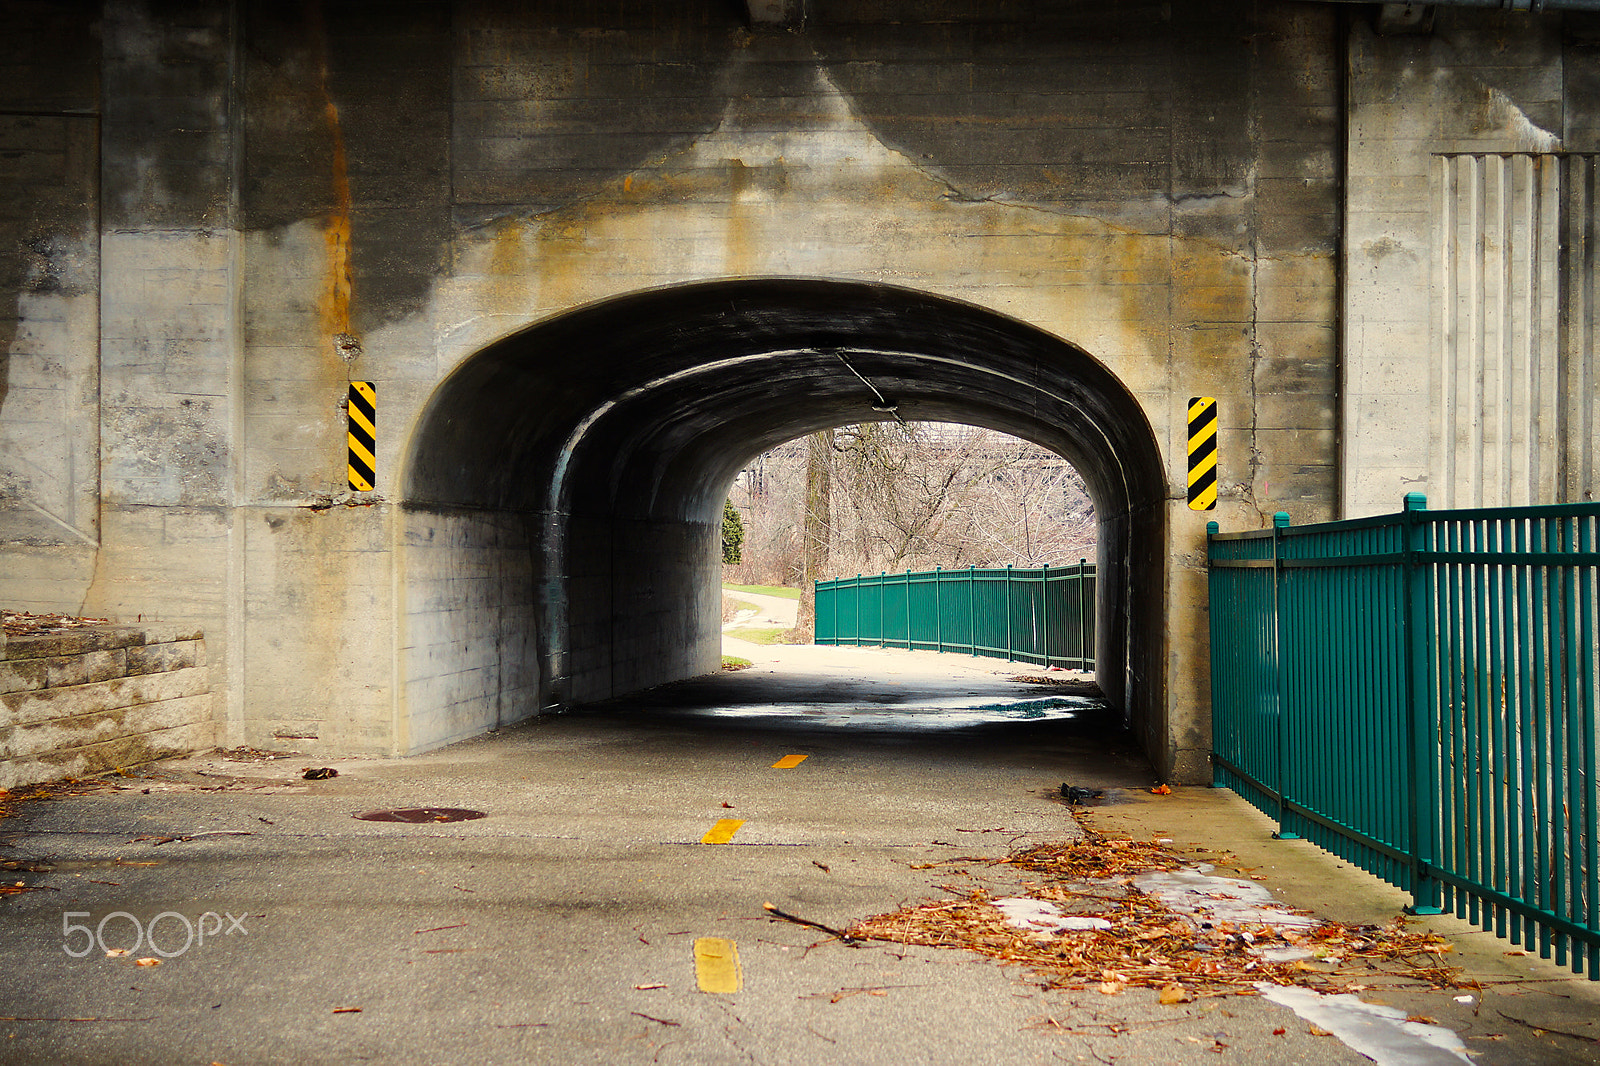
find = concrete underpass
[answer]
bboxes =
[5,0,1600,942]
[402,279,1168,771]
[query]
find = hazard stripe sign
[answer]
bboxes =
[1187,396,1217,511]
[347,381,376,492]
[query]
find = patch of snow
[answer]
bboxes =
[1133,867,1319,930]
[1258,945,1314,963]
[1258,984,1473,1065]
[993,898,1112,934]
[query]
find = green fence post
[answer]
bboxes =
[1402,493,1444,914]
[1078,558,1089,669]
[1041,562,1052,668]
[879,572,886,647]
[1207,522,1222,787]
[968,566,976,655]
[833,577,839,644]
[904,569,912,650]
[1005,564,1013,661]
[1272,511,1299,840]
[855,574,862,648]
[935,566,943,653]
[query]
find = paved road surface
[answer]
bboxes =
[722,587,800,633]
[1,645,1596,1064]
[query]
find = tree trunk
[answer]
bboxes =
[795,427,833,641]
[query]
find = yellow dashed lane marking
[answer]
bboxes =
[771,754,808,769]
[694,937,742,993]
[701,818,744,844]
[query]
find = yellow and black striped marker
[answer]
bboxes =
[1187,396,1217,511]
[347,381,376,492]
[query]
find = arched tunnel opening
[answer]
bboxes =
[399,279,1167,764]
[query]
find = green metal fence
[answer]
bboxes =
[1209,494,1600,976]
[815,562,1095,671]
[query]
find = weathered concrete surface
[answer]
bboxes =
[0,647,1595,1065]
[0,2,1597,781]
[1,623,213,789]
[1343,9,1600,514]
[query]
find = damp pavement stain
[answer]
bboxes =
[693,694,1102,731]
[353,807,487,823]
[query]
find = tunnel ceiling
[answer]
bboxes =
[405,279,1166,525]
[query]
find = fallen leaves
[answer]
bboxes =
[847,827,1465,1001]
[1,609,109,636]
[1006,676,1100,695]
[1,776,125,822]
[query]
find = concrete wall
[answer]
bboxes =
[0,2,1596,781]
[1343,8,1600,516]
[400,505,541,753]
[0,623,213,789]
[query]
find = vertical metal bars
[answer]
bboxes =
[1209,498,1600,975]
[815,563,1095,671]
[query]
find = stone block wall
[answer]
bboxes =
[0,624,214,789]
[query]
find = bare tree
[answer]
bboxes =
[726,423,1095,595]
[794,428,833,640]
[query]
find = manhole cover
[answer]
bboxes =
[353,807,487,823]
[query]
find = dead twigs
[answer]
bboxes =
[847,827,1466,1000]
[762,901,861,945]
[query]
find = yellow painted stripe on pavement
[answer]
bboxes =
[694,937,742,993]
[771,754,808,769]
[701,818,744,844]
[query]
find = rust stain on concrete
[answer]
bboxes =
[310,1,355,349]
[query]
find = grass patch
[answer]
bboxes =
[721,656,752,671]
[722,583,800,600]
[725,626,787,645]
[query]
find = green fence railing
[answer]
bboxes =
[815,562,1095,671]
[1209,494,1600,977]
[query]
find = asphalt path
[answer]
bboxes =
[0,645,1595,1064]
[721,588,800,634]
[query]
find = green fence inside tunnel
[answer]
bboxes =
[814,562,1095,671]
[1208,494,1600,978]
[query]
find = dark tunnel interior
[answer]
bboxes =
[401,279,1169,763]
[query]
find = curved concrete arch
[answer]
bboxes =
[399,279,1169,766]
